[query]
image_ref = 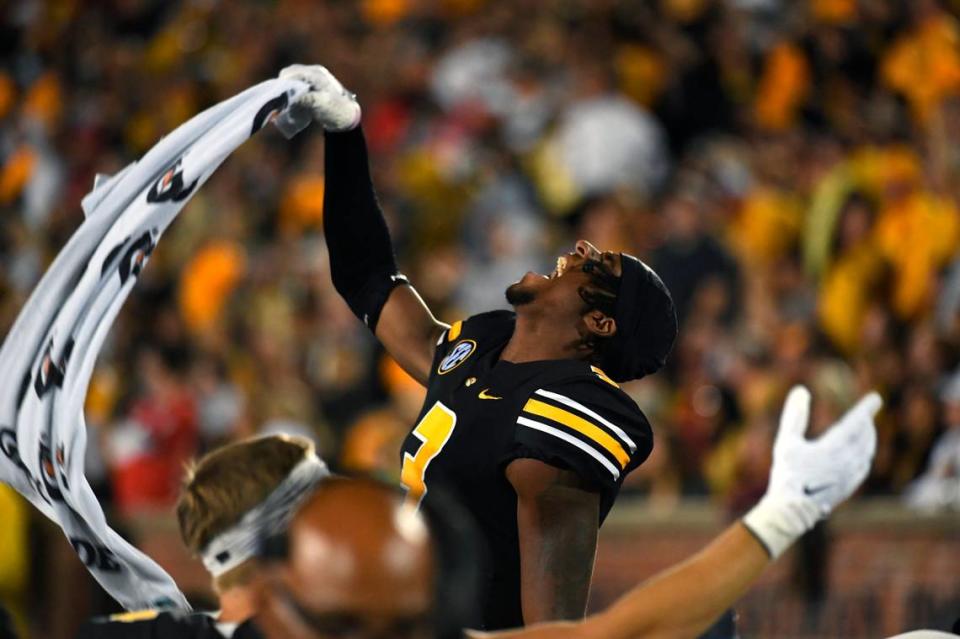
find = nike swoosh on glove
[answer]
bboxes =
[742,385,882,558]
[279,64,362,132]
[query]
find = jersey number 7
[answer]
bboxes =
[400,401,457,507]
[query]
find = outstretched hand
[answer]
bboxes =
[743,385,882,558]
[771,386,882,517]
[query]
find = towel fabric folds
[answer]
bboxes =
[0,78,310,611]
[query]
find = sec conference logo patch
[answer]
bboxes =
[438,340,477,375]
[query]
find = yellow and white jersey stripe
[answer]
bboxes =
[516,386,646,481]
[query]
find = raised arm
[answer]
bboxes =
[476,387,882,639]
[282,65,446,385]
[322,126,446,384]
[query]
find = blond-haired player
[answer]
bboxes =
[77,434,327,639]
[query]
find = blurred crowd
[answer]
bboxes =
[3,0,960,601]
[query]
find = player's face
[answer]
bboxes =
[254,528,435,639]
[505,240,622,311]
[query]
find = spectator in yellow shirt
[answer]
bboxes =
[881,3,960,125]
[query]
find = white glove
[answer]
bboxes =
[278,64,362,132]
[742,385,882,558]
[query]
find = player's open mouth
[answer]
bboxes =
[550,256,568,279]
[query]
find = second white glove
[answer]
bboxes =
[742,386,882,558]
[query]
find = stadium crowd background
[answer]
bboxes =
[1,0,960,637]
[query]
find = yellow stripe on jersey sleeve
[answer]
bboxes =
[108,609,160,623]
[590,366,619,388]
[447,320,463,341]
[523,398,630,468]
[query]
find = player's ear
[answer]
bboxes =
[583,310,616,338]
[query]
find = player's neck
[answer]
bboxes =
[218,584,257,624]
[501,314,583,363]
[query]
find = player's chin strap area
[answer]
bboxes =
[201,456,329,577]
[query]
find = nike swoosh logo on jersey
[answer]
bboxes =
[803,483,833,496]
[478,389,502,400]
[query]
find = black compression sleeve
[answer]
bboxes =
[323,125,406,331]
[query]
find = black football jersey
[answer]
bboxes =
[75,609,262,639]
[399,311,653,630]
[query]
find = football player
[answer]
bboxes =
[278,64,678,630]
[244,386,892,639]
[76,434,328,639]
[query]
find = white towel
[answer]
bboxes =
[0,78,310,611]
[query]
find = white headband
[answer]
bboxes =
[200,455,329,577]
